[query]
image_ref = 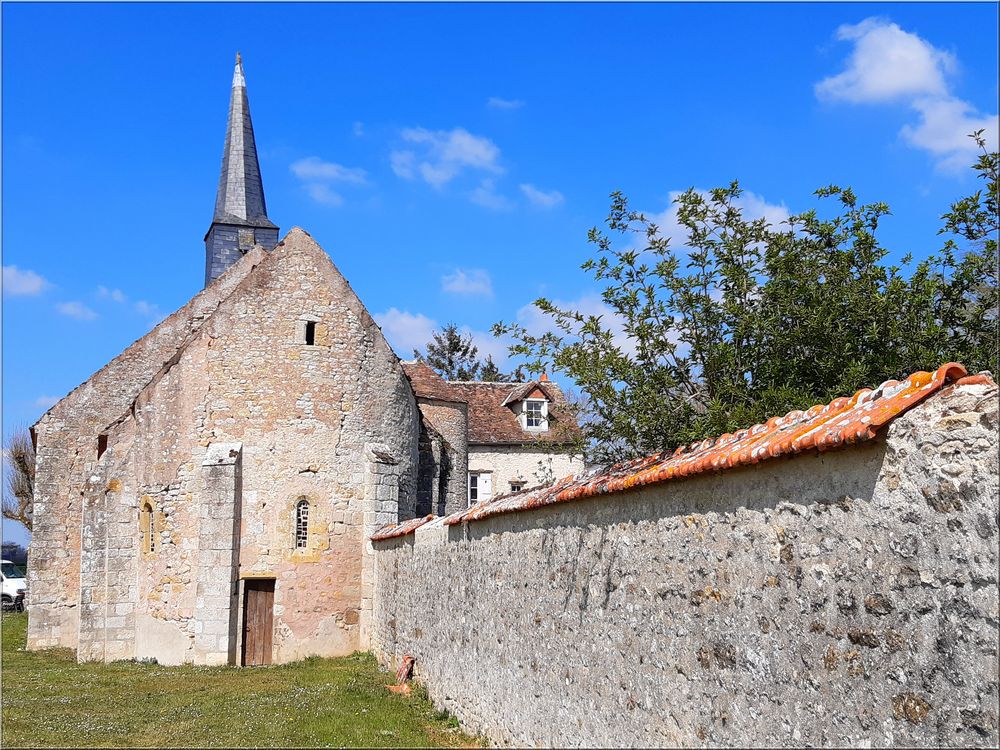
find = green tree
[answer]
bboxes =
[480,355,525,382]
[414,324,482,381]
[415,325,526,382]
[495,136,998,463]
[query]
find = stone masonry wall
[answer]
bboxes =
[416,399,468,516]
[68,228,419,664]
[468,444,583,499]
[29,246,268,651]
[373,380,999,747]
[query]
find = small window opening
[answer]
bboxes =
[468,474,479,507]
[141,502,155,554]
[97,433,109,460]
[295,499,310,549]
[305,321,316,346]
[510,481,525,493]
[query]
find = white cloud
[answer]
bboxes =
[372,307,506,365]
[3,265,50,296]
[95,285,163,324]
[465,326,509,365]
[56,301,98,321]
[34,395,60,409]
[373,308,438,356]
[519,183,565,209]
[469,179,511,210]
[487,96,525,110]
[352,121,365,137]
[290,157,368,184]
[442,268,494,297]
[133,300,162,319]
[391,127,502,187]
[516,293,637,356]
[815,18,955,103]
[648,189,790,247]
[290,156,368,207]
[902,97,999,172]
[304,183,344,207]
[816,17,998,170]
[390,150,417,179]
[97,285,126,303]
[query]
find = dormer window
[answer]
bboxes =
[523,399,547,430]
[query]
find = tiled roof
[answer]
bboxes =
[447,380,581,445]
[399,361,582,445]
[501,380,557,406]
[370,514,435,542]
[401,361,464,403]
[371,363,991,540]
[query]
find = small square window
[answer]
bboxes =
[510,481,525,493]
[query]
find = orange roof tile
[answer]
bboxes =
[370,514,435,542]
[370,363,991,541]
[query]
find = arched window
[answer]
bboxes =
[295,499,309,549]
[141,501,155,554]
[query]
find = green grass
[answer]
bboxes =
[1,613,480,748]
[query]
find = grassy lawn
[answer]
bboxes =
[1,613,479,748]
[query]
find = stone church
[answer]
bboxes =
[26,55,583,666]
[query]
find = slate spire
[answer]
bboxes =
[204,53,279,286]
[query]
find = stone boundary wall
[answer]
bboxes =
[372,380,999,747]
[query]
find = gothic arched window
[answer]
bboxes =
[295,499,310,549]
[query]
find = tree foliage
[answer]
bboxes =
[3,426,34,531]
[495,134,998,463]
[415,324,523,381]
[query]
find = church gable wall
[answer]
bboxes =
[27,247,267,651]
[73,228,419,664]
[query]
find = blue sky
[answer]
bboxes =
[2,3,998,545]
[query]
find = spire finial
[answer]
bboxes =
[232,52,246,89]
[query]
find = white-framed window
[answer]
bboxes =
[523,399,548,430]
[468,472,493,507]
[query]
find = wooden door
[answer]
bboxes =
[241,579,275,666]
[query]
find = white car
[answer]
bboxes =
[1,559,27,611]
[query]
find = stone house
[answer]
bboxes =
[449,377,583,503]
[402,362,584,510]
[25,55,581,667]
